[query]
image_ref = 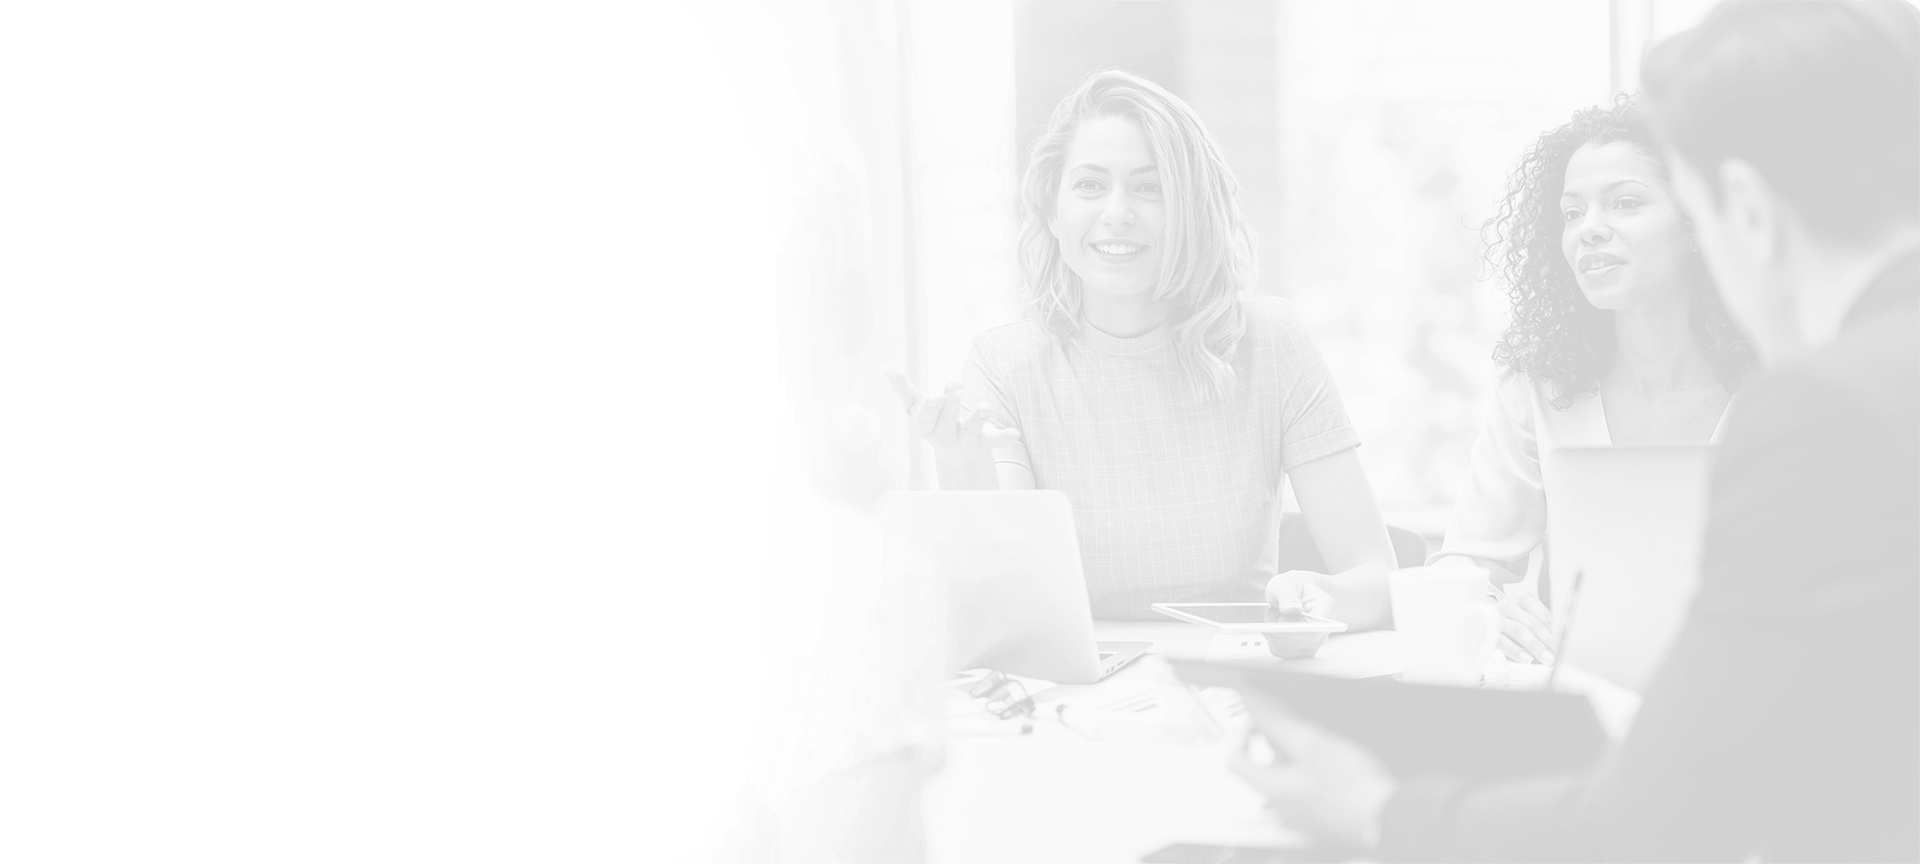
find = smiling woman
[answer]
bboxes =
[1017,72,1254,402]
[896,69,1400,642]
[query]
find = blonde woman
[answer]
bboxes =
[890,70,1396,654]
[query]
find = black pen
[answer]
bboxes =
[1543,572,1589,691]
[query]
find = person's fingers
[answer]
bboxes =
[1499,613,1554,664]
[978,422,1022,444]
[1499,633,1534,664]
[1264,576,1333,656]
[970,403,1023,444]
[1515,591,1554,630]
[1228,746,1262,784]
[1267,577,1306,616]
[1229,740,1289,800]
[1266,631,1328,660]
[1301,583,1337,620]
[956,406,989,444]
[909,403,937,438]
[927,389,964,445]
[1230,743,1305,802]
[971,403,1018,429]
[1510,589,1543,611]
[883,368,923,411]
[1235,722,1286,768]
[909,398,940,438]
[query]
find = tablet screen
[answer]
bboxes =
[1160,604,1275,624]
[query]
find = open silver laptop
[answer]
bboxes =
[879,491,1151,684]
[1544,445,1714,691]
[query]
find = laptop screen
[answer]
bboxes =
[1545,445,1712,691]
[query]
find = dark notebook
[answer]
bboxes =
[1170,659,1609,778]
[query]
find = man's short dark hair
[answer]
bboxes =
[1641,0,1920,244]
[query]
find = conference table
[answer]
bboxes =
[917,622,1574,864]
[922,622,1389,863]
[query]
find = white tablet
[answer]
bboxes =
[1151,602,1349,634]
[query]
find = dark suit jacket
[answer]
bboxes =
[1380,253,1920,862]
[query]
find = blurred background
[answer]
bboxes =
[762,0,1716,536]
[718,1,1729,857]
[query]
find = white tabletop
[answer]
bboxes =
[922,623,1401,863]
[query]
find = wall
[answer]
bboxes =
[1182,2,1284,299]
[1271,0,1612,529]
[1016,2,1184,146]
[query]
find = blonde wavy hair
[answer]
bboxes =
[1017,69,1255,401]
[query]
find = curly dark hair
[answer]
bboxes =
[1486,96,1754,409]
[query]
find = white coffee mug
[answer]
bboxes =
[1389,566,1501,686]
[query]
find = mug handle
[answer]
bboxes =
[1468,603,1502,671]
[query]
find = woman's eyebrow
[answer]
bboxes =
[1560,178,1651,200]
[1066,163,1158,175]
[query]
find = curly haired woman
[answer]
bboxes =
[1430,97,1755,664]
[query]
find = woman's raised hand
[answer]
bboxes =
[885,370,1020,451]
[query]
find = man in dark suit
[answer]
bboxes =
[1231,3,1920,860]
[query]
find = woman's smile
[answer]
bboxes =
[1577,251,1627,282]
[1089,238,1150,262]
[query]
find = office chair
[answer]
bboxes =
[1275,511,1428,572]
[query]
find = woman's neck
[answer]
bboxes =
[1082,289,1175,338]
[1607,295,1718,396]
